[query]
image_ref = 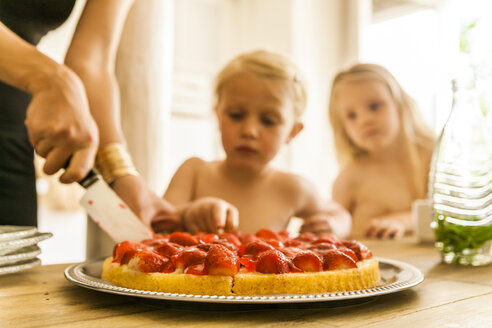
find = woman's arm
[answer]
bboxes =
[0,22,98,183]
[65,0,179,231]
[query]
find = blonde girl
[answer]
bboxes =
[164,50,351,237]
[329,63,435,239]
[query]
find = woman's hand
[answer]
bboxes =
[111,175,181,233]
[300,214,334,236]
[182,197,239,234]
[365,218,405,240]
[25,68,99,183]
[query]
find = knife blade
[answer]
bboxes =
[77,169,153,243]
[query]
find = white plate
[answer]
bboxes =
[64,257,424,304]
[0,258,41,275]
[0,232,52,256]
[0,245,41,266]
[0,225,38,242]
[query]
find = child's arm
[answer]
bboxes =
[293,176,351,238]
[365,211,412,240]
[164,158,238,234]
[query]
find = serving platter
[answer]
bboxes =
[65,257,424,304]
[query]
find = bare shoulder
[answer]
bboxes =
[333,162,360,190]
[177,157,209,173]
[272,170,315,194]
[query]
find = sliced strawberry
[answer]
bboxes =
[120,249,138,265]
[312,236,338,245]
[239,233,258,245]
[256,249,290,274]
[173,248,207,270]
[204,244,239,276]
[278,230,290,240]
[195,232,218,244]
[280,247,303,259]
[295,232,317,242]
[308,242,338,255]
[112,241,147,263]
[283,239,304,248]
[219,232,242,248]
[337,247,359,262]
[213,239,238,251]
[256,229,280,240]
[265,239,284,249]
[169,232,201,246]
[134,250,170,273]
[243,240,275,258]
[239,257,257,272]
[340,240,373,261]
[292,251,323,272]
[154,242,184,257]
[322,250,357,270]
[185,264,206,275]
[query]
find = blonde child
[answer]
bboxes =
[164,50,350,237]
[329,63,435,239]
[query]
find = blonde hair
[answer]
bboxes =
[214,49,307,120]
[329,63,435,198]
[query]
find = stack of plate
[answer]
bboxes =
[0,225,52,275]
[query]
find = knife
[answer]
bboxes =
[77,169,153,243]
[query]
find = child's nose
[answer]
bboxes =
[240,118,259,138]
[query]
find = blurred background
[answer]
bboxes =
[35,0,492,264]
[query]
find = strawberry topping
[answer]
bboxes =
[256,249,290,274]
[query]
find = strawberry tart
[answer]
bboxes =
[102,229,380,295]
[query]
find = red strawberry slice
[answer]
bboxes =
[312,236,338,245]
[256,229,281,240]
[173,248,207,270]
[340,240,373,261]
[256,249,290,274]
[112,241,147,263]
[169,232,201,246]
[239,257,257,272]
[283,239,304,247]
[292,251,323,272]
[308,242,337,255]
[185,264,206,275]
[239,233,258,245]
[337,247,359,262]
[204,244,239,276]
[195,232,218,244]
[322,250,357,270]
[154,242,184,257]
[243,240,275,258]
[134,250,170,273]
[219,232,242,248]
[265,239,284,249]
[295,232,317,242]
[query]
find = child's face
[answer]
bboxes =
[335,80,400,154]
[215,71,302,171]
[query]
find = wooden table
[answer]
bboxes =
[1,238,491,327]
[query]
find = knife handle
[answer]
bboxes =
[78,169,99,189]
[63,157,100,189]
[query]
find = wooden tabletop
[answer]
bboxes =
[1,238,491,328]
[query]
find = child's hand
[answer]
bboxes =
[183,197,239,234]
[365,218,405,240]
[300,214,333,236]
